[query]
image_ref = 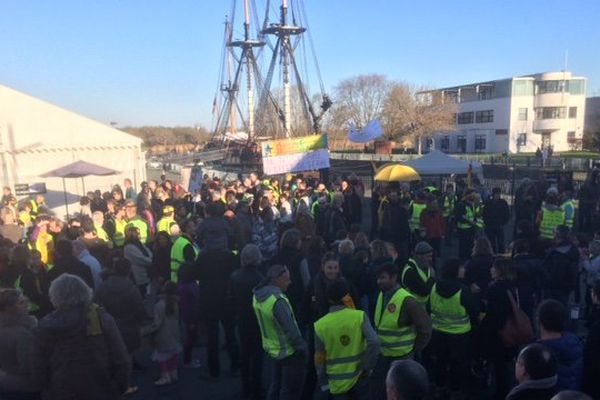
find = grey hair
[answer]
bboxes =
[385,360,429,400]
[241,244,262,267]
[338,239,355,255]
[48,274,92,309]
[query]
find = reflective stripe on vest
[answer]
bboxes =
[443,196,455,217]
[561,200,575,228]
[374,289,416,357]
[474,205,485,229]
[314,308,367,394]
[410,203,427,230]
[253,293,297,360]
[540,207,565,239]
[457,204,475,230]
[430,284,471,335]
[401,259,431,306]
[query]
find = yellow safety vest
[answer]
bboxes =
[430,284,471,335]
[474,204,485,229]
[401,259,431,306]
[94,224,110,243]
[457,204,475,230]
[253,293,298,360]
[113,219,127,247]
[156,217,176,235]
[374,288,417,357]
[443,195,455,217]
[314,308,367,394]
[169,236,198,282]
[539,207,565,239]
[410,202,427,231]
[125,218,149,244]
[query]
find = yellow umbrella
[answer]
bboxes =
[374,163,421,182]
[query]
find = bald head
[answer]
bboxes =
[386,360,429,400]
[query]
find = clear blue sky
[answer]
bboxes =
[2,0,599,129]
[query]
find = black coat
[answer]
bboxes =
[94,275,147,353]
[230,265,264,324]
[48,256,94,290]
[481,279,517,358]
[506,385,558,400]
[196,249,239,318]
[483,198,510,229]
[271,248,307,317]
[379,202,410,244]
[582,318,600,399]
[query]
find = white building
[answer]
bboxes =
[424,71,587,154]
[0,85,146,217]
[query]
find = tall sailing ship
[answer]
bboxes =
[208,0,332,169]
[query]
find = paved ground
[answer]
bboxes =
[128,345,243,400]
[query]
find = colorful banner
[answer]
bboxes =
[261,134,330,175]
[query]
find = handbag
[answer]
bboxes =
[499,289,534,349]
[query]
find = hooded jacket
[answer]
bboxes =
[252,283,306,357]
[30,305,130,400]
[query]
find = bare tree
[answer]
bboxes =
[328,74,391,131]
[384,85,457,154]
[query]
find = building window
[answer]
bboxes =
[478,86,495,100]
[568,79,585,95]
[475,110,494,123]
[518,108,528,121]
[567,131,576,142]
[517,133,527,147]
[457,135,467,153]
[440,136,450,151]
[569,107,577,119]
[535,107,567,120]
[536,80,567,94]
[495,129,508,135]
[474,135,486,152]
[513,80,534,96]
[457,112,474,124]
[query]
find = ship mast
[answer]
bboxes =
[281,0,292,137]
[244,0,256,139]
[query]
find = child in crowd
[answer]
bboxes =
[143,281,182,386]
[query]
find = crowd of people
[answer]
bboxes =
[0,168,598,400]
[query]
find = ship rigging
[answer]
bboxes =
[210,0,332,150]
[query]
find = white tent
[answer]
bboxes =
[0,85,146,217]
[404,150,482,176]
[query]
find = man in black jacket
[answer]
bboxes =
[48,239,94,289]
[542,226,579,306]
[483,187,510,253]
[230,244,264,400]
[379,191,411,254]
[196,248,240,378]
